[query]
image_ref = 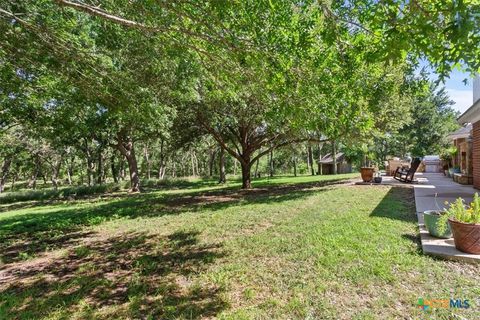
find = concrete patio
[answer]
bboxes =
[413,173,480,263]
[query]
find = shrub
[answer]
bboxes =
[0,183,123,204]
[439,193,480,233]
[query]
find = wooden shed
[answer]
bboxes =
[318,153,352,175]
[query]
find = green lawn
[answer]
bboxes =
[0,174,479,319]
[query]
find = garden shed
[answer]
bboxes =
[318,153,352,175]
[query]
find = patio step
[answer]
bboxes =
[414,173,480,263]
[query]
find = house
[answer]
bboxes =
[318,152,352,174]
[457,76,480,188]
[447,124,473,184]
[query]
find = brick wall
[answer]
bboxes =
[473,121,480,189]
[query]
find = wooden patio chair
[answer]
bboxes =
[393,158,421,183]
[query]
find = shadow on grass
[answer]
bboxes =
[370,186,417,223]
[401,233,423,254]
[0,231,227,319]
[0,178,350,264]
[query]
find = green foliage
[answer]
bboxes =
[439,193,480,233]
[341,0,480,78]
[0,184,121,204]
[401,79,459,157]
[440,146,458,163]
[368,72,460,161]
[0,0,475,190]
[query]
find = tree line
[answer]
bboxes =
[0,1,475,191]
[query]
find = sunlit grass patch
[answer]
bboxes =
[0,174,478,319]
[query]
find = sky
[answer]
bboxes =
[438,69,473,114]
[420,63,474,114]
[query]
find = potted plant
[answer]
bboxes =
[423,210,452,238]
[448,167,455,177]
[360,147,375,182]
[360,167,374,182]
[373,172,382,183]
[439,194,480,254]
[440,147,456,177]
[442,163,449,177]
[451,166,461,182]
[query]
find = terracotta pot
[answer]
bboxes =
[448,218,480,254]
[360,167,374,182]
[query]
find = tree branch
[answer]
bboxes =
[54,0,232,48]
[196,114,246,165]
[251,137,329,164]
[55,0,162,31]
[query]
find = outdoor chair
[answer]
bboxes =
[387,159,411,176]
[393,158,421,183]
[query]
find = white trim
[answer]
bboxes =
[448,133,470,140]
[458,99,480,124]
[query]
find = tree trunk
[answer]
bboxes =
[86,154,95,186]
[209,149,215,177]
[158,164,166,179]
[317,143,323,175]
[79,161,84,184]
[293,155,297,177]
[254,158,260,178]
[66,156,74,185]
[191,151,196,176]
[308,145,315,175]
[66,161,72,185]
[218,147,226,184]
[119,157,126,180]
[11,172,17,191]
[97,149,105,184]
[306,145,311,173]
[126,152,140,192]
[241,161,252,189]
[269,149,274,177]
[158,157,166,179]
[233,159,237,176]
[28,160,39,190]
[51,159,62,191]
[111,154,119,183]
[143,145,151,179]
[0,157,12,193]
[115,133,140,192]
[158,140,166,179]
[194,152,199,176]
[332,140,337,175]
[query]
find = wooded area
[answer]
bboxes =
[0,1,477,191]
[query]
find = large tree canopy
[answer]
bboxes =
[0,0,477,189]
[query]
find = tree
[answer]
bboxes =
[0,130,22,192]
[327,1,480,77]
[396,74,459,157]
[1,0,476,193]
[194,60,321,188]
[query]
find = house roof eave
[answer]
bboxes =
[458,99,480,124]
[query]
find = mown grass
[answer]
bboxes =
[0,173,479,319]
[0,177,216,204]
[0,174,325,204]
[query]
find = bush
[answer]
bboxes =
[0,183,122,204]
[137,177,211,189]
[439,193,480,233]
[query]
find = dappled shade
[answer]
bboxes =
[0,231,227,319]
[0,177,351,264]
